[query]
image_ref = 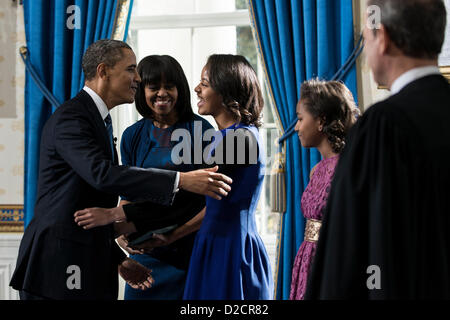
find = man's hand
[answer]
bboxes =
[74,206,126,229]
[179,166,232,200]
[117,234,144,255]
[118,258,154,290]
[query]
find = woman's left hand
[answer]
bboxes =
[74,207,117,229]
[130,233,174,253]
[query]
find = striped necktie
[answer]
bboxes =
[104,114,115,162]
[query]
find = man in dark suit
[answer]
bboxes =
[10,39,232,300]
[306,0,450,299]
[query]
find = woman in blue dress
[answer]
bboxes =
[182,54,274,300]
[118,55,213,299]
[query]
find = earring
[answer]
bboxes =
[319,126,323,132]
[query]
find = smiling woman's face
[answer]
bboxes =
[194,66,223,117]
[144,81,178,118]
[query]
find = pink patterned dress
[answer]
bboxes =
[289,155,339,300]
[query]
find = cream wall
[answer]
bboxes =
[0,1,25,205]
[353,0,390,112]
[0,1,24,301]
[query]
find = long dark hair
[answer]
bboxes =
[135,55,193,122]
[205,54,263,128]
[300,79,359,153]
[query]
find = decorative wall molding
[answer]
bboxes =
[0,205,24,232]
[0,233,22,300]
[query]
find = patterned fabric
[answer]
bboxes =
[290,155,339,300]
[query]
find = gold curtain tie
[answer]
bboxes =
[304,219,322,243]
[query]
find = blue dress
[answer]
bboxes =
[183,123,274,300]
[120,114,213,300]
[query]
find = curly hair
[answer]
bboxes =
[205,54,263,128]
[82,39,132,81]
[300,79,359,154]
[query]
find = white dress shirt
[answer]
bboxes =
[390,66,441,95]
[83,85,110,123]
[82,86,180,192]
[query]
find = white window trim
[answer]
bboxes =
[129,10,251,30]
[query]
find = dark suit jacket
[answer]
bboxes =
[10,90,177,300]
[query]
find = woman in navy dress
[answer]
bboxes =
[118,55,213,299]
[183,54,274,300]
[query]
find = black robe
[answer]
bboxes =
[305,74,450,299]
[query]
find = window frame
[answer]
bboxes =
[129,10,251,30]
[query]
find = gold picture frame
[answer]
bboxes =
[440,66,450,81]
[439,0,450,80]
[111,0,133,41]
[378,67,450,90]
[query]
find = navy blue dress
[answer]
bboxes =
[120,114,213,300]
[183,123,274,300]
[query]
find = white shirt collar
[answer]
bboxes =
[83,85,110,122]
[390,66,441,95]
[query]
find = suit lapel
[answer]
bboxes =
[76,90,114,161]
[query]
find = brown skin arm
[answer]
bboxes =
[74,200,138,237]
[114,200,137,237]
[179,166,232,200]
[129,207,206,253]
[115,200,141,254]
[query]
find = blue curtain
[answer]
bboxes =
[23,0,134,227]
[249,0,358,299]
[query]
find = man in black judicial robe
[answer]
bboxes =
[305,0,450,299]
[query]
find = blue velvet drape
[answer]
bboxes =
[249,0,358,299]
[23,0,133,227]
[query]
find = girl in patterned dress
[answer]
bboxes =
[290,79,359,300]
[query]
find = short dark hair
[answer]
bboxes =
[368,0,447,59]
[205,54,263,128]
[134,55,193,122]
[300,79,359,154]
[82,39,132,81]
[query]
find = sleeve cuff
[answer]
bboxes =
[174,171,180,193]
